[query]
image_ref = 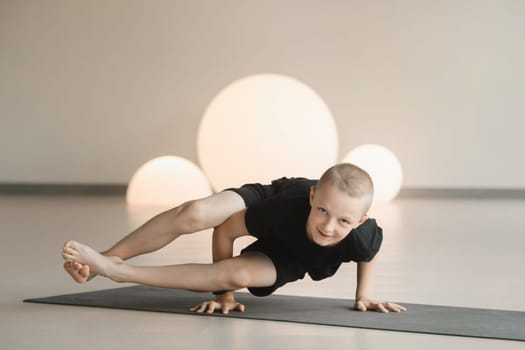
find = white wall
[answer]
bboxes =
[1,0,524,188]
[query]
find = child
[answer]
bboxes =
[62,163,406,314]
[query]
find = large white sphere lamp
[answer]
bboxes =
[197,74,338,191]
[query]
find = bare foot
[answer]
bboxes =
[62,240,122,280]
[63,260,92,283]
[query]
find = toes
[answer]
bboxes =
[64,261,82,272]
[63,247,76,255]
[63,261,88,283]
[64,240,81,250]
[67,261,83,272]
[62,252,76,261]
[62,247,79,262]
[79,265,90,278]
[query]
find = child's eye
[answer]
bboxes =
[340,219,350,225]
[318,207,327,214]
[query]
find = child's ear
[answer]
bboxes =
[309,186,316,205]
[356,215,368,226]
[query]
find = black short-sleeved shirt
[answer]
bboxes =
[244,178,383,281]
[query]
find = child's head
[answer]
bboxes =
[306,163,374,247]
[316,163,374,214]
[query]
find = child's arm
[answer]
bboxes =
[190,209,250,314]
[354,258,407,313]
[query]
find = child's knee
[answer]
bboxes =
[174,200,207,232]
[229,266,252,289]
[215,262,251,290]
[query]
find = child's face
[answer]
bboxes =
[306,183,368,247]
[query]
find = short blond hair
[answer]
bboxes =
[316,163,374,215]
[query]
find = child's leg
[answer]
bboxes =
[64,191,245,282]
[102,191,245,260]
[63,240,277,291]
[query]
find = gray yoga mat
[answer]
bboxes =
[24,285,525,342]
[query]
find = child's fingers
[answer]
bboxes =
[189,301,212,313]
[207,302,220,314]
[191,303,206,313]
[221,305,229,314]
[387,302,407,312]
[200,301,218,314]
[377,303,389,313]
[355,301,366,312]
[234,302,245,312]
[190,301,245,314]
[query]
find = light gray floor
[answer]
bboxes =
[1,194,524,350]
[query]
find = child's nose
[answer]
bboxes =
[322,217,336,232]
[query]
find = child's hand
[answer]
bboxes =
[354,298,407,313]
[189,293,245,314]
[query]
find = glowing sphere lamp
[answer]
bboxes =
[197,74,338,191]
[126,156,212,210]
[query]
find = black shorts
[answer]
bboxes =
[241,240,307,297]
[224,177,313,296]
[224,177,287,207]
[225,177,315,206]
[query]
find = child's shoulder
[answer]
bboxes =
[349,218,383,262]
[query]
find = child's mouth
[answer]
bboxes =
[318,229,331,238]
